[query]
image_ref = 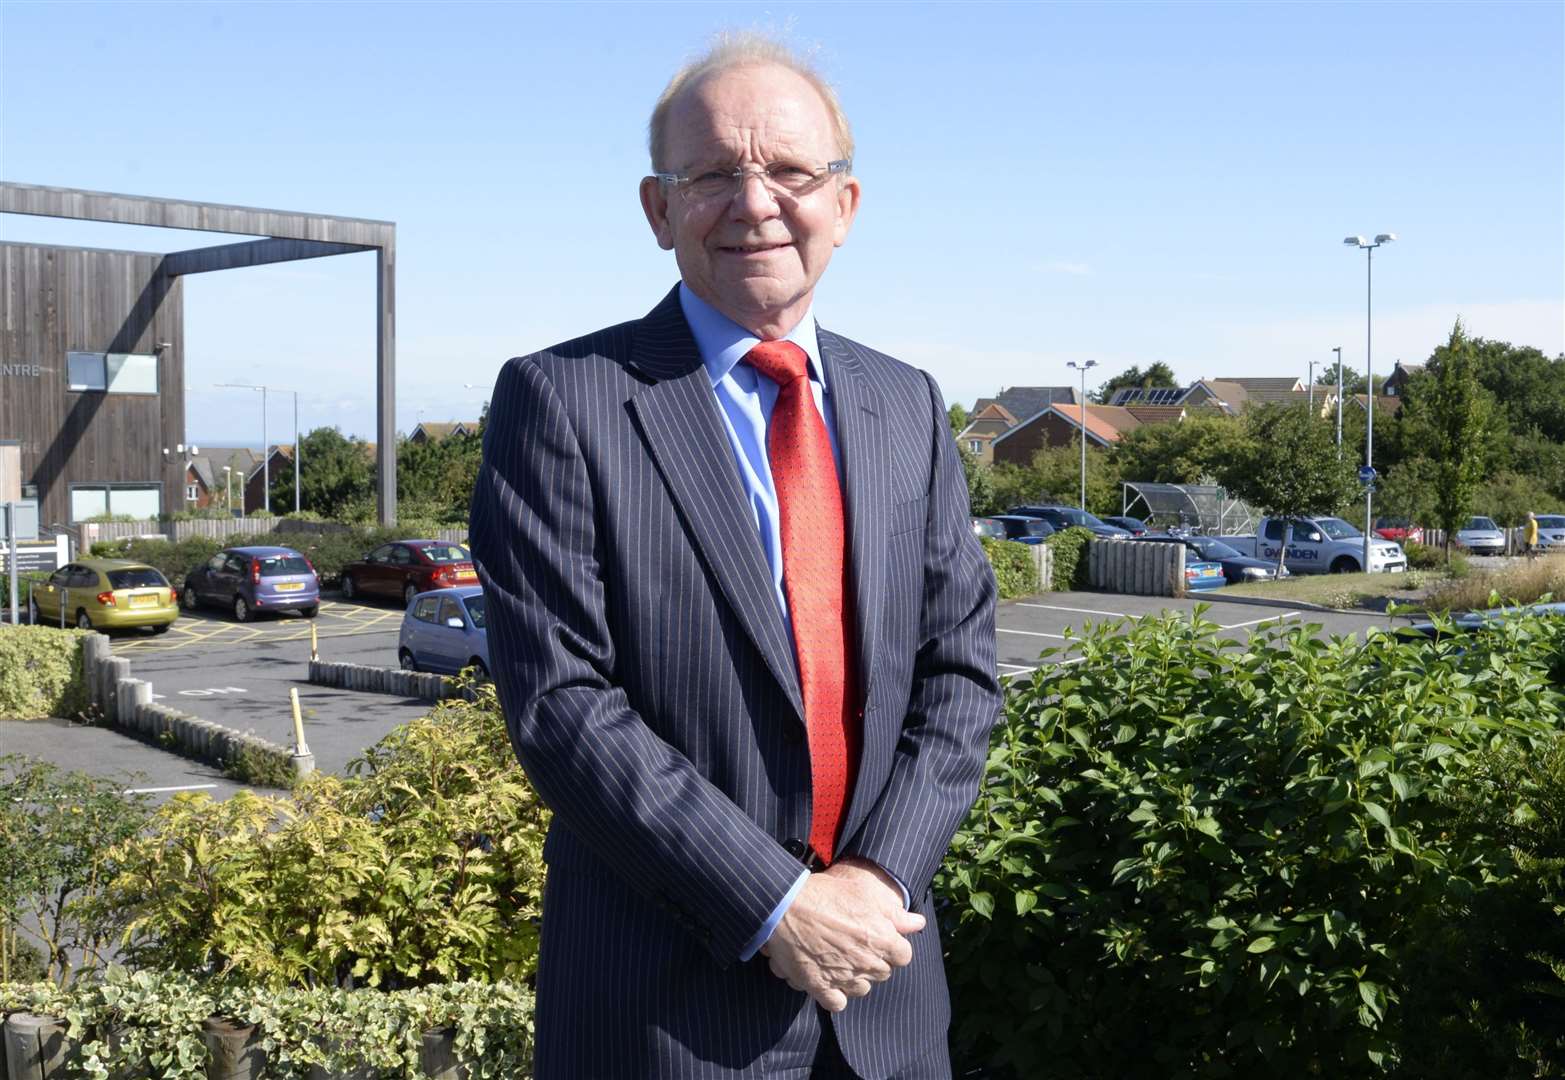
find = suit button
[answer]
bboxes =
[784,838,806,858]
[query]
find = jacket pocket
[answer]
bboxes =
[889,496,928,536]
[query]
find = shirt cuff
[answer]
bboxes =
[739,869,810,961]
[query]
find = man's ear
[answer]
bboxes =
[832,175,862,248]
[640,176,676,251]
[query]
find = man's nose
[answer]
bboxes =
[728,172,780,222]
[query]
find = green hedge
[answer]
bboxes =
[1044,526,1093,591]
[0,626,90,720]
[0,967,534,1079]
[981,537,1040,599]
[939,609,1565,1077]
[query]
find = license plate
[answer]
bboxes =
[130,594,157,608]
[276,582,305,592]
[455,570,477,581]
[1387,565,1405,573]
[1202,568,1220,577]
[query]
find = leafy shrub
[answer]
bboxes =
[0,967,535,1079]
[96,686,549,990]
[938,609,1565,1077]
[981,537,1040,599]
[0,757,152,985]
[0,626,90,720]
[0,570,51,606]
[1044,526,1093,591]
[1403,541,1442,569]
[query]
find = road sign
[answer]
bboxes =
[1358,465,1377,486]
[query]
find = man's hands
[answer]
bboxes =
[759,857,924,1012]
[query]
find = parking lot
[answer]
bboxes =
[2,587,1423,802]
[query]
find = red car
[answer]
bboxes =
[1373,517,1424,545]
[339,540,478,608]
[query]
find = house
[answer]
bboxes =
[1383,361,1423,397]
[242,445,293,514]
[1108,380,1248,414]
[408,420,481,445]
[991,404,1142,467]
[184,447,260,509]
[956,386,1076,464]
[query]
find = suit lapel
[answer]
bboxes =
[627,290,805,722]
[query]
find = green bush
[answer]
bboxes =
[0,967,535,1079]
[0,626,90,720]
[981,537,1040,599]
[1403,542,1471,578]
[96,685,549,990]
[1044,526,1093,591]
[938,609,1565,1077]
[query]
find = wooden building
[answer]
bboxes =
[0,183,397,528]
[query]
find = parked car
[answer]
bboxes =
[1454,516,1506,556]
[989,515,1056,544]
[340,540,478,608]
[1007,505,1132,538]
[1100,515,1149,537]
[970,517,1007,541]
[399,586,489,677]
[1183,557,1228,592]
[181,545,320,622]
[28,559,178,632]
[1134,534,1286,584]
[1374,517,1424,545]
[1401,601,1565,641]
[1531,514,1565,551]
[1225,516,1406,574]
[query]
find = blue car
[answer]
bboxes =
[398,585,489,677]
[181,545,320,622]
[1183,556,1228,592]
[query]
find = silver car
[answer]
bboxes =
[1534,515,1565,551]
[1455,516,1506,556]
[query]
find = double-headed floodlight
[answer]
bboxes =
[1065,360,1098,511]
[1342,232,1396,570]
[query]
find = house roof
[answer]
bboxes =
[1124,405,1187,425]
[968,401,1019,425]
[186,446,261,491]
[410,420,481,442]
[994,403,1133,449]
[1350,394,1403,415]
[957,417,1013,439]
[990,386,1078,422]
[1216,377,1303,392]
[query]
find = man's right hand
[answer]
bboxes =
[759,869,925,1012]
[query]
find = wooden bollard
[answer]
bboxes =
[419,1026,466,1079]
[3,1012,78,1079]
[201,1017,265,1080]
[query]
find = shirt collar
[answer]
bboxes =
[678,283,827,392]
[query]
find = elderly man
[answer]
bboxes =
[471,35,999,1080]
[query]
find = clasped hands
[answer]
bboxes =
[759,856,924,1012]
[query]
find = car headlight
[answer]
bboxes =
[1241,567,1271,579]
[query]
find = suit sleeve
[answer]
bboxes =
[840,371,1001,903]
[470,356,807,965]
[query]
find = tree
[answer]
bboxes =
[398,430,482,523]
[948,403,970,438]
[1217,404,1360,576]
[269,427,376,521]
[1315,363,1386,398]
[1092,362,1177,404]
[1112,412,1250,484]
[1406,322,1495,561]
[957,444,997,516]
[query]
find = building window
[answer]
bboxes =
[68,484,163,522]
[186,484,199,501]
[65,351,159,394]
[968,439,982,454]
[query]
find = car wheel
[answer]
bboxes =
[1329,556,1360,574]
[399,648,418,672]
[469,658,490,680]
[181,586,199,611]
[233,595,251,623]
[403,582,419,608]
[75,609,93,630]
[151,623,170,635]
[301,604,319,619]
[342,575,357,600]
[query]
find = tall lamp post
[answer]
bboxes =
[223,466,234,516]
[1307,359,1317,413]
[1065,360,1097,510]
[217,384,301,514]
[1342,233,1395,571]
[1333,345,1344,450]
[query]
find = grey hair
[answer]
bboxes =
[648,32,855,172]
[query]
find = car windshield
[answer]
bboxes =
[1058,509,1105,528]
[423,545,471,563]
[259,555,311,576]
[1467,517,1498,531]
[463,595,487,629]
[971,519,1005,539]
[1537,516,1565,529]
[1317,518,1362,540]
[107,567,167,589]
[1019,520,1050,536]
[1196,540,1243,560]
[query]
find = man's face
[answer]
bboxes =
[640,63,861,338]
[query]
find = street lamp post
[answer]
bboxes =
[1333,345,1344,450]
[1066,360,1097,510]
[218,384,300,514]
[1307,360,1317,413]
[223,465,234,515]
[1343,234,1396,572]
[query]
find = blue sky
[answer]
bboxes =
[3,1,1560,445]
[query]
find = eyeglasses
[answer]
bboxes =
[653,159,852,204]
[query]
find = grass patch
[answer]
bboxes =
[1221,570,1431,610]
[1424,552,1565,613]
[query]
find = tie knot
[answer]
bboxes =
[744,340,810,386]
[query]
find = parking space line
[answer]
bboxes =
[122,784,219,795]
[1016,602,1132,618]
[1217,612,1302,630]
[997,628,1067,639]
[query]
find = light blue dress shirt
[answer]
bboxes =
[677,286,907,962]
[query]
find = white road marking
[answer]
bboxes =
[1217,612,1302,630]
[121,784,219,795]
[997,627,1067,639]
[1016,602,1132,618]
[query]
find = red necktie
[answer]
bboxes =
[745,340,859,866]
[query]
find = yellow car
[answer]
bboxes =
[28,559,179,633]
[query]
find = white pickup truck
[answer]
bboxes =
[1224,516,1407,575]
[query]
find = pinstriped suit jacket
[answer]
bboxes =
[470,286,1000,1079]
